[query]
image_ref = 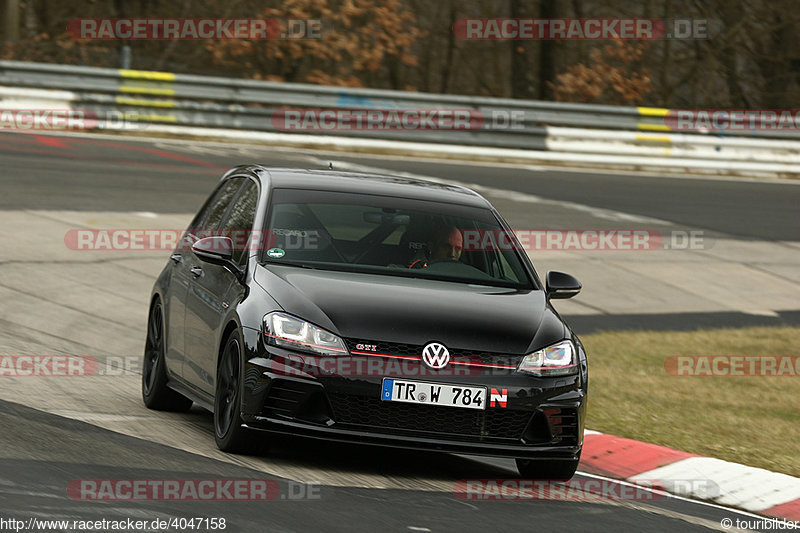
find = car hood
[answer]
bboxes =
[254,264,565,354]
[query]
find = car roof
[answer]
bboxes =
[228,166,492,209]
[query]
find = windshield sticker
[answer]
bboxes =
[267,248,286,258]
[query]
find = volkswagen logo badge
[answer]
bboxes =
[421,342,450,369]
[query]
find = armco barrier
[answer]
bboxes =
[2,60,800,176]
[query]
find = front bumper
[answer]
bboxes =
[245,415,580,460]
[241,346,587,460]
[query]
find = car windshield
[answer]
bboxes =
[260,188,535,289]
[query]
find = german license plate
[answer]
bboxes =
[381,378,486,410]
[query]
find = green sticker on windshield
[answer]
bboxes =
[267,248,285,258]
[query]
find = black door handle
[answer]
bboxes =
[190,266,203,278]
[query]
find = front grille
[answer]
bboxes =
[343,338,522,367]
[328,393,533,441]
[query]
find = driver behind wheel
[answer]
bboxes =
[409,224,463,268]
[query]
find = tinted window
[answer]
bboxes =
[219,179,259,265]
[262,189,533,289]
[193,178,244,232]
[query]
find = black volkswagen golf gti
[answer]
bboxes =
[142,165,588,480]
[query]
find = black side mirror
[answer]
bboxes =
[546,271,582,300]
[192,236,244,280]
[192,236,233,263]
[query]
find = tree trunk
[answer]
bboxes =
[440,0,457,93]
[3,0,20,43]
[509,0,536,98]
[537,0,556,99]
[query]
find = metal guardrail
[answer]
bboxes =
[1,60,800,177]
[0,59,680,150]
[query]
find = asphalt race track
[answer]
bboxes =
[1,130,798,532]
[0,400,741,532]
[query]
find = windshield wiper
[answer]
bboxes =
[261,260,316,270]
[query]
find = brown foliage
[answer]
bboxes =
[207,0,423,88]
[549,40,652,105]
[2,0,799,107]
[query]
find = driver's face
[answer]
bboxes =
[429,228,463,261]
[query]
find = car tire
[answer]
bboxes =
[214,330,256,453]
[142,299,193,412]
[516,453,581,481]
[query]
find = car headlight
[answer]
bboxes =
[517,340,577,376]
[263,312,348,356]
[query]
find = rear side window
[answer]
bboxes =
[192,178,244,232]
[219,179,259,265]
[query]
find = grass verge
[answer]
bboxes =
[583,326,800,477]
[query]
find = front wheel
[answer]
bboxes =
[516,454,581,481]
[214,330,255,453]
[142,300,193,412]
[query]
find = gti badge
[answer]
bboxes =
[421,342,450,369]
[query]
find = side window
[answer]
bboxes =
[191,178,244,233]
[220,180,259,265]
